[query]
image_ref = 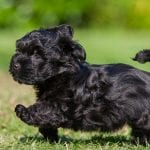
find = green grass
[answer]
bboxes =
[0,29,150,149]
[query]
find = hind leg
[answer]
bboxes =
[131,128,150,145]
[131,111,150,144]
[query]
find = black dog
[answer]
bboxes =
[10,24,150,144]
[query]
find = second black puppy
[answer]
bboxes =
[10,24,150,144]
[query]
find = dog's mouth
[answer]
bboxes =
[9,62,36,85]
[11,73,35,85]
[10,69,49,85]
[9,69,35,85]
[9,60,54,85]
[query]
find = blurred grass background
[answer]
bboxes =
[1,0,150,71]
[1,0,150,149]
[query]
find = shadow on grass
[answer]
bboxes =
[19,134,131,146]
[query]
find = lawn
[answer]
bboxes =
[0,28,150,150]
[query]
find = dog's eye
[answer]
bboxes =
[34,50,38,55]
[28,50,38,56]
[33,50,39,56]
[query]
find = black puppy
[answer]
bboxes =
[10,24,150,144]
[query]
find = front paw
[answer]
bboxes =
[15,104,29,122]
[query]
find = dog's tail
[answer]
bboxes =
[132,49,150,64]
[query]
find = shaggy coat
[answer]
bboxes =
[10,25,150,144]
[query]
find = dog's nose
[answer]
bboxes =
[13,63,21,70]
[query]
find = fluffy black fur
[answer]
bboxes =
[9,24,150,144]
[133,49,150,64]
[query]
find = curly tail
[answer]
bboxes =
[133,49,150,63]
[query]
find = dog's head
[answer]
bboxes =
[9,24,86,85]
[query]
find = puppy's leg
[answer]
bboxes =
[15,102,64,128]
[131,111,150,145]
[15,103,64,141]
[131,128,150,145]
[39,127,58,142]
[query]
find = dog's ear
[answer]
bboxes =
[57,24,73,39]
[58,37,86,62]
[71,41,86,61]
[47,24,73,39]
